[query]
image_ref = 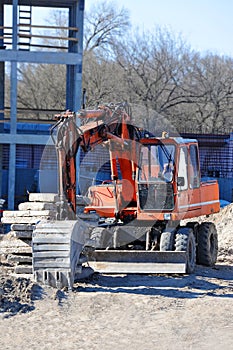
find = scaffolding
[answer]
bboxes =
[0,0,85,209]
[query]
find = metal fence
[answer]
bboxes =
[1,132,233,205]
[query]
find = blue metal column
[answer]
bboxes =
[66,0,84,113]
[67,1,85,195]
[73,0,84,113]
[0,2,4,125]
[8,0,18,209]
[66,7,75,110]
[0,3,4,198]
[0,0,84,208]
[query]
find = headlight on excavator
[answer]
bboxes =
[164,213,171,220]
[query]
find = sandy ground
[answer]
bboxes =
[0,261,232,350]
[0,204,233,350]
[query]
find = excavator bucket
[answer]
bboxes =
[86,250,187,274]
[32,220,90,289]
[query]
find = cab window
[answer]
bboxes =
[178,147,188,190]
[189,145,200,188]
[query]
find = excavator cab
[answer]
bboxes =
[137,141,175,212]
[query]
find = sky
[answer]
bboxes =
[4,0,233,57]
[86,0,233,57]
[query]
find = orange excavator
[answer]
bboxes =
[32,103,220,288]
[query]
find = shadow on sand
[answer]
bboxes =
[74,264,233,299]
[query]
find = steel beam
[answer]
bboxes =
[0,50,82,65]
[0,133,51,145]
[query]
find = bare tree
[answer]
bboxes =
[17,63,66,120]
[113,28,233,133]
[40,9,69,50]
[12,2,233,133]
[83,50,128,107]
[84,1,130,52]
[178,53,233,132]
[199,55,233,132]
[113,27,195,132]
[14,1,131,119]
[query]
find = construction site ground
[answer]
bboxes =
[0,204,233,350]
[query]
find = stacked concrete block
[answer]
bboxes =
[0,193,58,275]
[0,224,34,274]
[1,193,58,225]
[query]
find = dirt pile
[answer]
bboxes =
[212,203,233,261]
[0,268,40,317]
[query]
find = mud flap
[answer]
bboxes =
[87,250,187,274]
[32,220,90,289]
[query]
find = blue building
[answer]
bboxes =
[0,0,84,209]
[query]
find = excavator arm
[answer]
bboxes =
[50,103,139,219]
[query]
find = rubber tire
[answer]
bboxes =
[175,227,196,273]
[197,222,218,266]
[160,231,175,251]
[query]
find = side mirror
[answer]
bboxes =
[177,177,185,186]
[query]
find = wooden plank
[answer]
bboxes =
[18,24,78,31]
[18,33,78,42]
[0,26,12,29]
[18,43,68,50]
